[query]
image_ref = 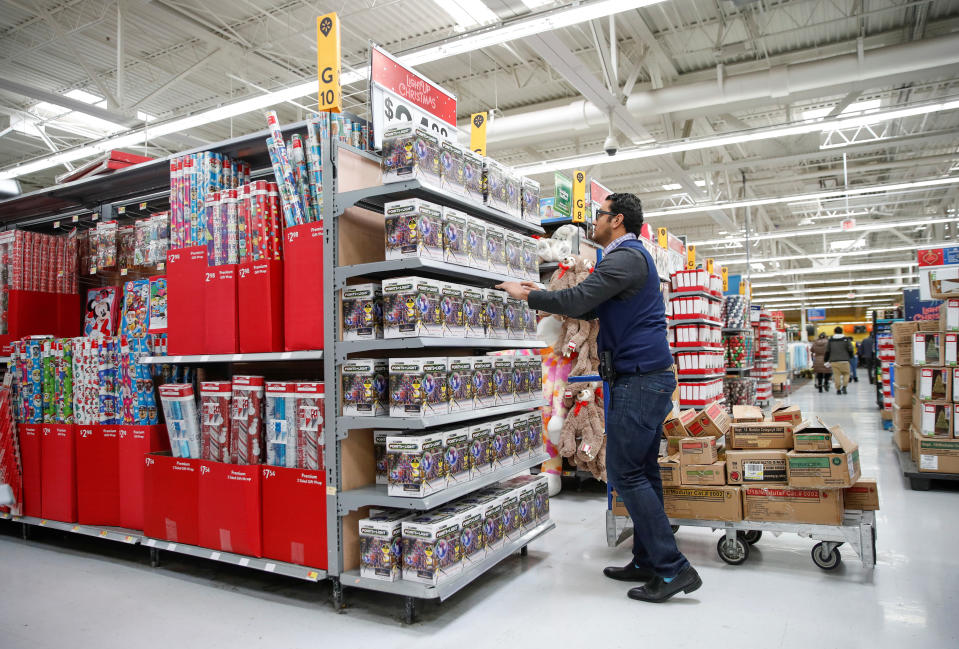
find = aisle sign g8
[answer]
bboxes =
[571,171,586,224]
[316,13,342,113]
[686,245,696,270]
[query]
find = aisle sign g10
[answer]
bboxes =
[316,13,342,113]
[572,170,586,223]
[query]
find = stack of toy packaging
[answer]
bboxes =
[133,212,170,267]
[0,387,22,515]
[0,230,78,295]
[358,474,550,584]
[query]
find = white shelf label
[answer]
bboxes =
[211,552,221,560]
[264,563,276,573]
[168,543,177,551]
[919,454,938,471]
[239,558,250,567]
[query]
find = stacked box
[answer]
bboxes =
[341,359,388,416]
[387,431,446,497]
[384,198,444,261]
[341,283,383,341]
[359,509,410,581]
[388,357,449,417]
[382,277,442,338]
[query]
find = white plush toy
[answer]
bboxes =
[536,313,563,350]
[536,224,583,262]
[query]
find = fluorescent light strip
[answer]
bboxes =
[752,274,918,289]
[653,177,959,224]
[713,244,938,266]
[743,260,915,279]
[753,284,917,298]
[514,98,959,175]
[761,290,906,304]
[0,0,666,180]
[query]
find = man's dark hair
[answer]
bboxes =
[834,326,843,334]
[605,193,643,235]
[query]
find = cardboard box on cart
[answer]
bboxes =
[685,402,730,438]
[786,426,861,488]
[792,419,834,452]
[728,422,794,449]
[742,486,843,525]
[843,478,880,511]
[663,486,743,521]
[771,403,802,427]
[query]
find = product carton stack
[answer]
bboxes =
[616,402,877,525]
[908,312,959,475]
[891,321,918,451]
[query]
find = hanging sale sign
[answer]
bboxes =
[554,173,572,219]
[316,13,342,113]
[369,45,457,149]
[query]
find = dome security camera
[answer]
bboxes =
[603,133,619,156]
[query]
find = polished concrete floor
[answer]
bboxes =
[1,376,957,648]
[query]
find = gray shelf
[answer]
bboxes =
[671,289,724,301]
[1,513,140,544]
[671,346,724,353]
[669,318,724,326]
[340,518,555,601]
[138,350,323,364]
[722,327,753,333]
[725,367,754,373]
[335,179,545,234]
[338,451,550,513]
[142,537,327,582]
[337,398,548,431]
[676,372,725,380]
[335,257,542,288]
[337,337,545,356]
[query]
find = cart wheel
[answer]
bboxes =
[717,536,750,565]
[738,530,762,545]
[670,525,680,534]
[811,542,842,570]
[404,596,416,625]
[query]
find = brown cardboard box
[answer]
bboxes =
[894,342,913,365]
[732,405,763,423]
[891,320,918,343]
[955,404,959,438]
[786,425,861,488]
[728,422,794,449]
[944,332,958,367]
[610,490,628,516]
[792,419,833,452]
[953,368,959,405]
[843,478,880,511]
[893,364,915,390]
[679,437,719,465]
[771,403,802,427]
[663,486,743,521]
[742,486,843,525]
[918,318,940,332]
[680,461,726,486]
[659,454,682,487]
[663,412,689,439]
[665,436,680,456]
[912,429,959,473]
[686,401,730,438]
[726,450,788,484]
[918,367,951,401]
[892,404,913,432]
[919,401,952,437]
[894,425,911,452]
[893,385,913,408]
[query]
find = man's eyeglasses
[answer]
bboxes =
[595,209,620,220]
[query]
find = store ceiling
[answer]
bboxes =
[1,0,957,312]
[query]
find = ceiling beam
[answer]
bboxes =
[0,78,139,129]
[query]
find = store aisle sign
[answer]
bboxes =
[554,173,572,219]
[572,171,586,223]
[316,13,342,113]
[369,44,457,149]
[470,112,487,155]
[807,308,826,321]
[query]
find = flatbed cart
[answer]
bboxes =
[606,509,877,570]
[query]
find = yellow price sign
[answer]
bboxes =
[721,267,728,291]
[571,170,586,223]
[686,245,696,270]
[316,13,342,113]
[706,258,714,274]
[657,227,668,249]
[470,112,488,156]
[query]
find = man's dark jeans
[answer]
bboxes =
[606,369,689,578]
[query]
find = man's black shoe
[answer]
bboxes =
[817,385,822,393]
[836,388,842,395]
[628,565,702,602]
[842,387,848,394]
[604,562,655,582]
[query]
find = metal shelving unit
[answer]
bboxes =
[142,537,326,581]
[1,512,140,544]
[322,141,552,618]
[138,350,323,364]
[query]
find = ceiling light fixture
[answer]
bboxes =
[0,0,668,181]
[714,243,940,266]
[514,97,959,175]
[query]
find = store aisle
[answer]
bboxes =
[1,378,956,649]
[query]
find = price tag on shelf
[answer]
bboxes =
[239,558,250,567]
[53,221,60,229]
[117,206,126,214]
[139,202,148,211]
[91,213,98,221]
[99,530,108,537]
[307,571,319,580]
[90,267,97,275]
[120,268,128,276]
[211,552,221,561]
[157,262,165,270]
[72,215,79,223]
[72,525,80,532]
[264,563,276,573]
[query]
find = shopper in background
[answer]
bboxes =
[497,193,701,603]
[847,336,859,382]
[811,333,831,393]
[825,326,855,395]
[858,334,875,384]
